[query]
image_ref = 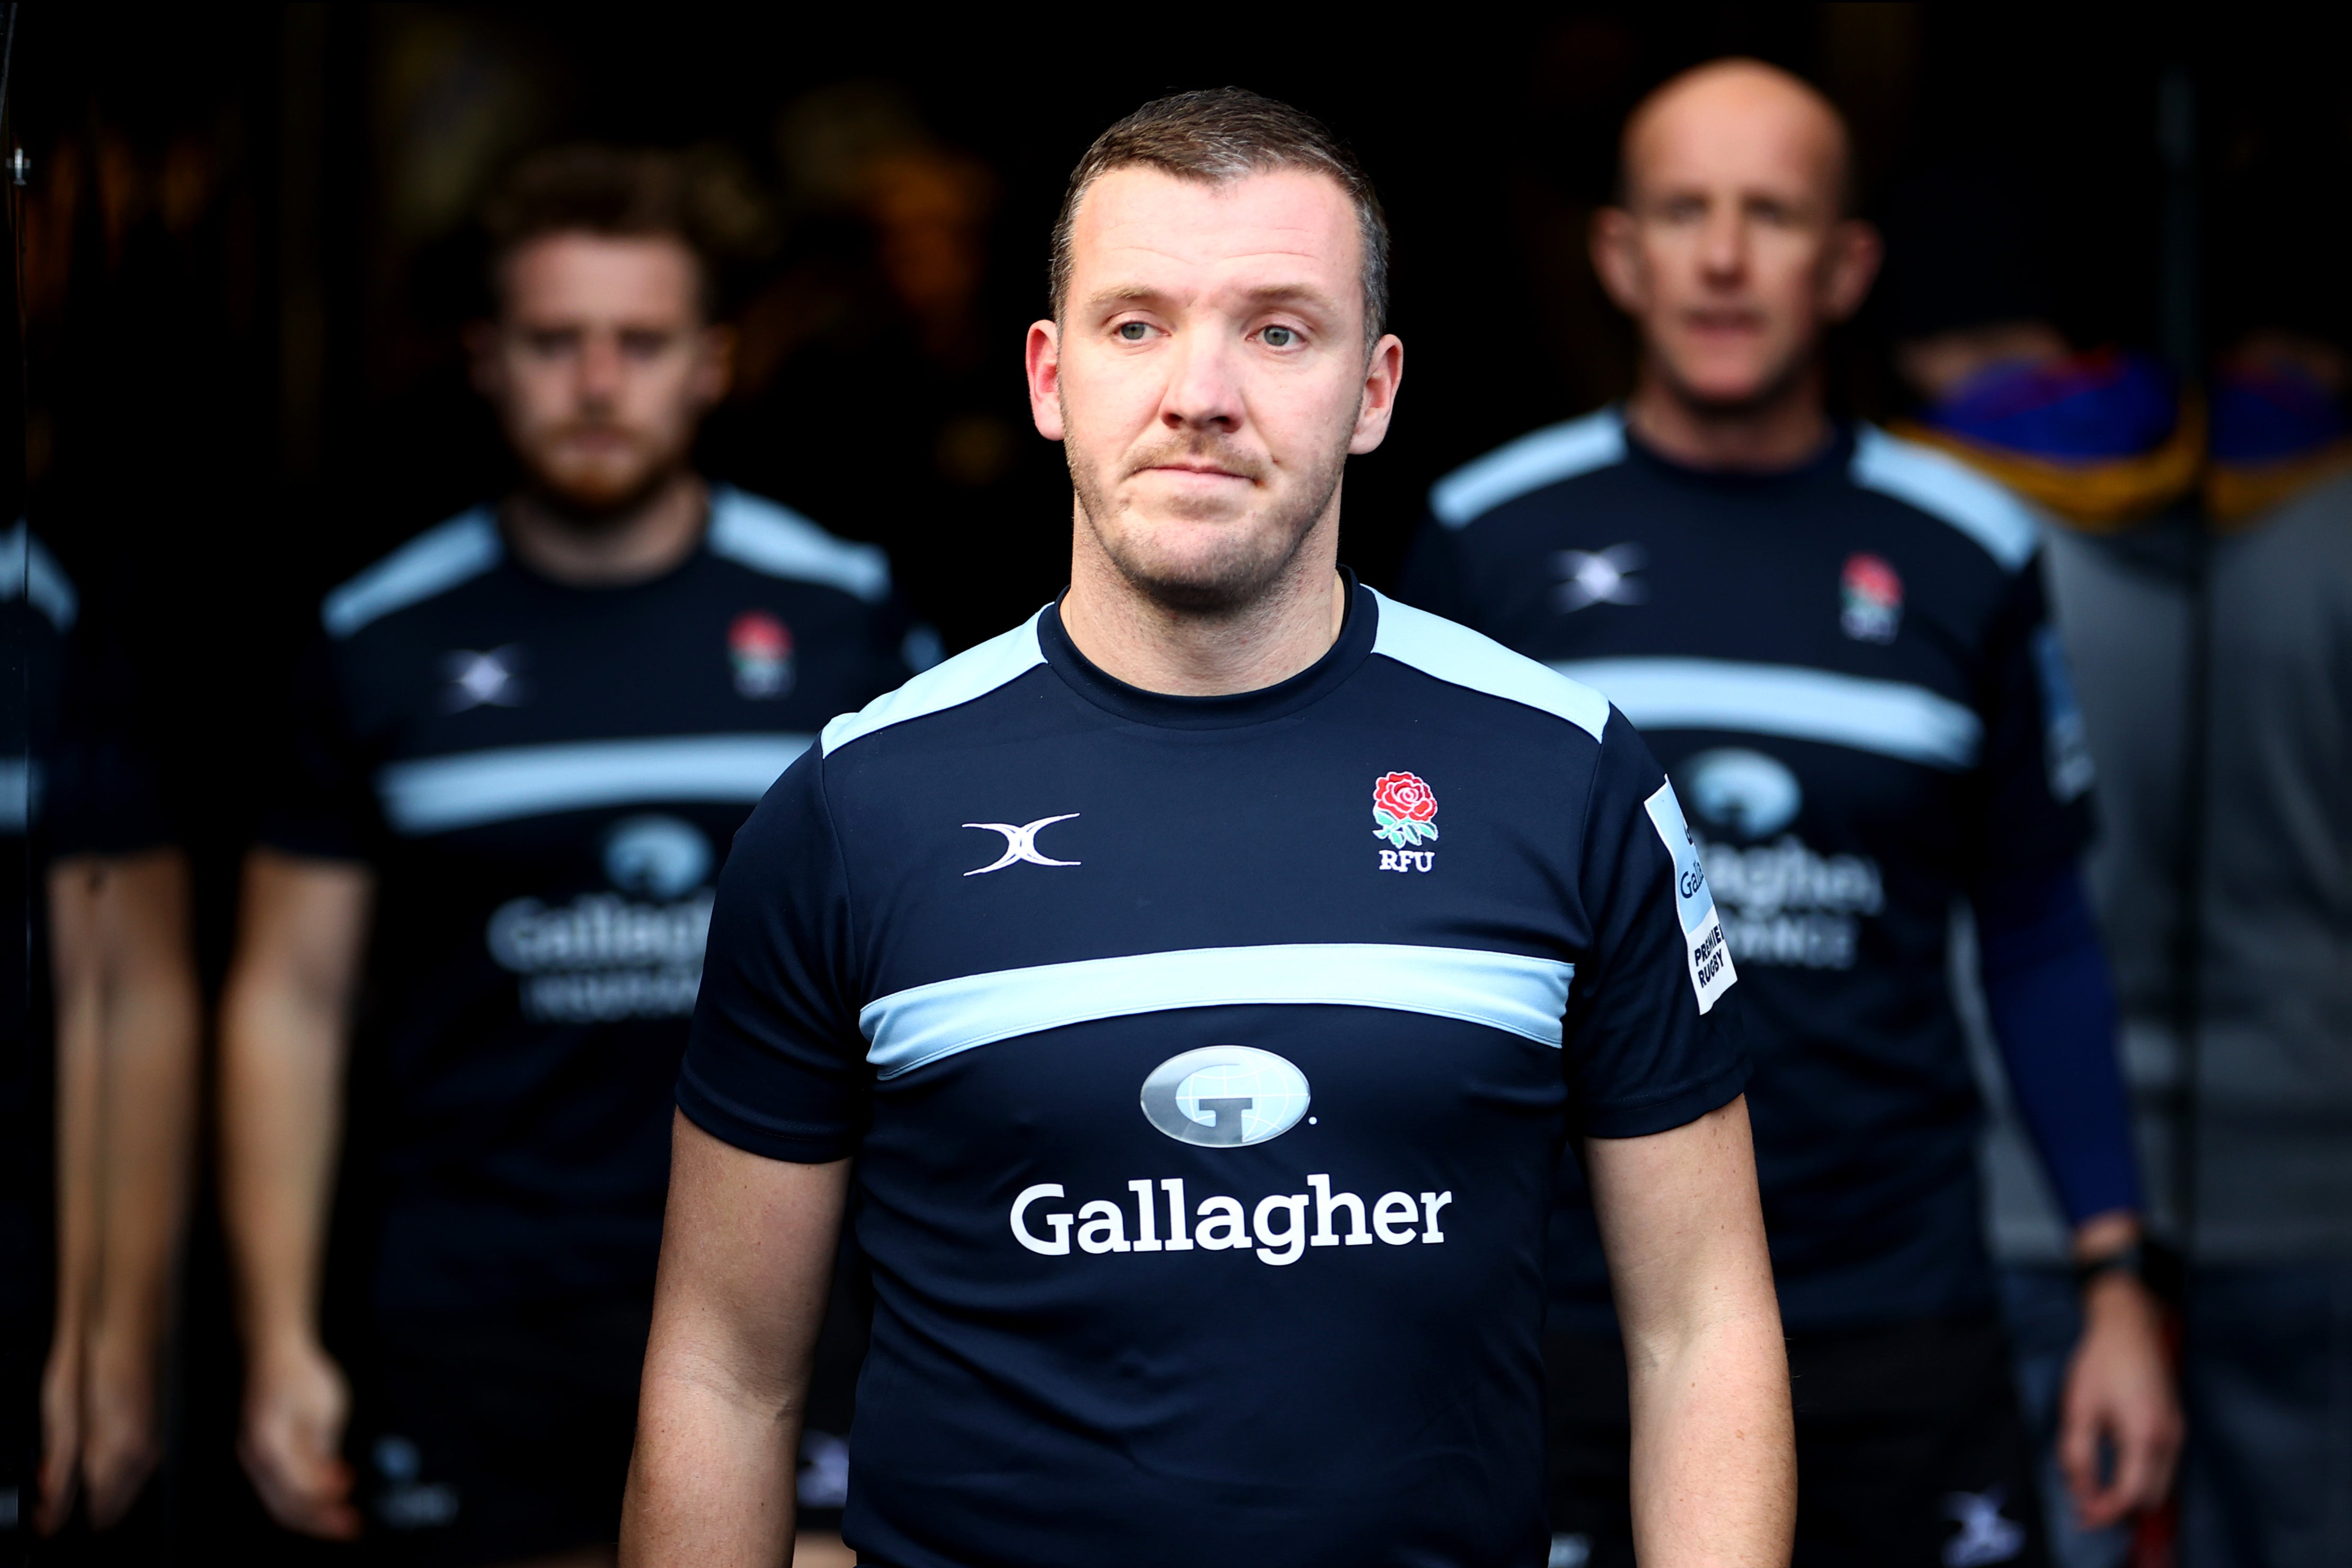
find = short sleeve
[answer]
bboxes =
[1559,710,1750,1138]
[1388,515,1469,625]
[252,636,378,862]
[676,751,869,1162]
[49,634,174,858]
[1970,556,2097,880]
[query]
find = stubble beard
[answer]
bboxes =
[1067,409,1348,619]
[520,421,689,530]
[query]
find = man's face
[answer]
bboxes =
[1592,76,1877,410]
[1027,166,1401,612]
[472,234,732,515]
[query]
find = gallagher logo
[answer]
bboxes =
[1139,1046,1311,1148]
[1372,770,1439,873]
[730,611,794,698]
[1839,553,1903,644]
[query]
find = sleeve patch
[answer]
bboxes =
[1644,781,1737,1014]
[2031,627,2096,803]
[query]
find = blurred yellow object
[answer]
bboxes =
[2204,440,2352,529]
[1890,393,2205,530]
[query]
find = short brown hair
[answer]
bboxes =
[1049,88,1390,338]
[483,145,747,318]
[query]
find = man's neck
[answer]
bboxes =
[1625,360,1831,473]
[503,470,707,586]
[1059,522,1348,699]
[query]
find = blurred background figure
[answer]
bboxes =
[1397,60,2177,1567]
[5,525,199,1549]
[214,146,905,1567]
[1886,151,2352,1568]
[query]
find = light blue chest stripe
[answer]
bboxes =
[860,942,1577,1080]
[377,733,812,835]
[1553,657,1984,770]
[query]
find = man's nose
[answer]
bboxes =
[1698,207,1748,282]
[1158,329,1244,433]
[575,332,624,404]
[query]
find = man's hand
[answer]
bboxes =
[2059,1269,2182,1528]
[81,1324,167,1528]
[237,1335,361,1539]
[35,1331,82,1534]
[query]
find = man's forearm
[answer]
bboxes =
[623,1361,802,1567]
[217,978,346,1351]
[95,852,201,1379]
[1627,1305,1796,1566]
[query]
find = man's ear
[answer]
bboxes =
[695,323,738,408]
[1350,333,1405,456]
[1821,219,1883,324]
[463,319,503,399]
[1026,319,1064,441]
[1589,207,1645,315]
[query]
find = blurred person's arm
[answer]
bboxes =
[37,858,106,1533]
[79,849,201,1527]
[217,847,374,1540]
[1975,859,2181,1527]
[1587,1095,1794,1567]
[619,1113,848,1567]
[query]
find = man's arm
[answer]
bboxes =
[621,1112,849,1568]
[36,859,107,1533]
[1586,1094,1793,1568]
[79,850,202,1528]
[217,847,373,1540]
[1974,861,2180,1525]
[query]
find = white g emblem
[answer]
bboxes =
[1139,1046,1312,1148]
[602,815,712,899]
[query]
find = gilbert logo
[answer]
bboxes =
[963,814,1081,876]
[1372,770,1439,873]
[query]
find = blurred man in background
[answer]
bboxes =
[217,147,907,1568]
[1398,60,2178,1567]
[1888,189,2352,1568]
[8,525,200,1549]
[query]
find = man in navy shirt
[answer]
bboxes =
[217,148,907,1566]
[625,89,1791,1568]
[1398,61,2179,1567]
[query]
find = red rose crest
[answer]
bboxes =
[1372,771,1439,849]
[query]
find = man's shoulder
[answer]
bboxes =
[819,612,1048,759]
[705,485,891,604]
[1366,591,1611,744]
[321,507,503,639]
[1426,408,1630,531]
[1845,424,2040,573]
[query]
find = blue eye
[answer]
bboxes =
[1117,322,1150,342]
[1263,326,1297,348]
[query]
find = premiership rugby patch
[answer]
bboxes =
[1644,781,1736,1013]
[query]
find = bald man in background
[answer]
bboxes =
[1398,61,2178,1567]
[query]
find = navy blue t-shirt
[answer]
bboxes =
[1398,409,2095,1331]
[260,485,907,1316]
[680,579,1745,1568]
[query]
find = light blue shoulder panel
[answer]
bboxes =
[707,486,891,603]
[1427,408,1626,528]
[3,522,79,632]
[1370,591,1610,741]
[1849,424,2039,571]
[323,509,503,638]
[821,611,1048,756]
